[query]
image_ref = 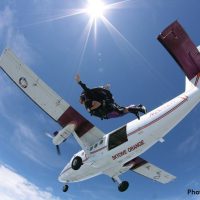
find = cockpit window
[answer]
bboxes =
[108,125,128,150]
[90,146,93,151]
[94,143,98,148]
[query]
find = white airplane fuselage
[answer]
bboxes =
[0,20,199,192]
[59,83,200,184]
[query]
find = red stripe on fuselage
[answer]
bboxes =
[128,97,188,137]
[60,96,188,163]
[90,146,107,154]
[61,97,188,175]
[90,96,188,154]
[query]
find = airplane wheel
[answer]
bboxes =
[71,156,83,170]
[63,185,69,192]
[118,181,129,192]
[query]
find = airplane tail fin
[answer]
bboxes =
[157,21,200,91]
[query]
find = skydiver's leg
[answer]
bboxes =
[137,104,147,114]
[127,105,147,120]
[106,111,125,119]
[105,103,127,119]
[104,103,147,119]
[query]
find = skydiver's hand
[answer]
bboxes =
[75,74,81,83]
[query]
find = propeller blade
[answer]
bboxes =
[56,145,61,155]
[45,132,53,139]
[45,131,61,155]
[53,131,59,136]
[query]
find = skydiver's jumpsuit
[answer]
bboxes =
[78,81,126,119]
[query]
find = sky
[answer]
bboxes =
[0,0,200,199]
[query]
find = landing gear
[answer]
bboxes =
[118,181,129,192]
[63,185,69,192]
[112,176,129,192]
[71,156,83,170]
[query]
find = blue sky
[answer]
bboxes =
[0,0,200,199]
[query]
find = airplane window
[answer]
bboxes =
[90,146,93,151]
[99,140,103,145]
[94,143,98,148]
[108,125,128,150]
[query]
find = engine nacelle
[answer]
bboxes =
[53,124,76,145]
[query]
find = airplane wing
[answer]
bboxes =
[0,48,104,149]
[103,156,175,184]
[124,157,176,184]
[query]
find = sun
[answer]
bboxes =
[85,0,106,19]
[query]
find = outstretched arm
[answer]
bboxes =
[75,74,90,92]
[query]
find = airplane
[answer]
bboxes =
[0,20,200,193]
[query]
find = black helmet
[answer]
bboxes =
[80,92,86,102]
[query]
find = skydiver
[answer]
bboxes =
[75,74,147,120]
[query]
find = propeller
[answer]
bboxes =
[53,131,61,155]
[45,132,53,139]
[56,145,61,155]
[45,131,61,155]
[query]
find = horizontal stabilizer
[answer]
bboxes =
[158,20,200,80]
[124,157,176,184]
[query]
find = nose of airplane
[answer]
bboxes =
[58,165,71,183]
[58,173,65,182]
[58,171,72,183]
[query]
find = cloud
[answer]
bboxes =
[0,6,13,35]
[81,189,98,200]
[0,72,22,123]
[12,121,59,169]
[0,164,61,200]
[186,179,200,188]
[0,50,57,169]
[0,79,65,169]
[0,6,34,64]
[177,130,200,154]
[160,195,200,200]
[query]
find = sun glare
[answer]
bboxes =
[31,0,132,68]
[85,0,106,19]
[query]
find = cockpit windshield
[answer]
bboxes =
[108,126,128,150]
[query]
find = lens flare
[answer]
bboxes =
[24,0,137,70]
[85,0,106,19]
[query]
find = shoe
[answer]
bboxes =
[138,104,147,114]
[135,111,140,120]
[128,106,140,120]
